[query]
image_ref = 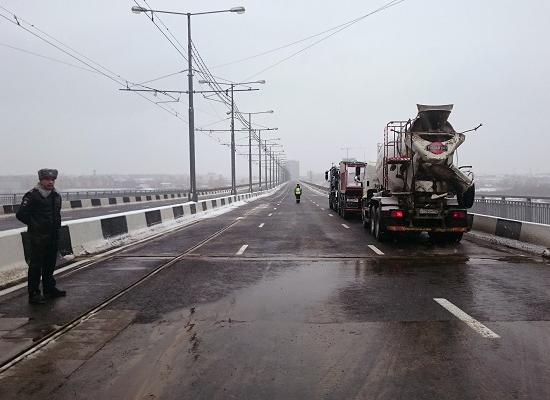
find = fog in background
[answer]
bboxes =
[1,0,549,180]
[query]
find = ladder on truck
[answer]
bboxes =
[383,121,411,190]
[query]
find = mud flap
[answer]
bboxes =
[458,183,475,209]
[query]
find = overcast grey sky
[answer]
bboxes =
[1,0,549,178]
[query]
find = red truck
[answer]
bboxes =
[325,160,369,219]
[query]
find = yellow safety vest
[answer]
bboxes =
[295,187,302,195]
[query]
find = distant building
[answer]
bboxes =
[286,160,299,181]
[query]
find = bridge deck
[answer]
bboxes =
[1,186,549,399]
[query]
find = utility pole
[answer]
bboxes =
[230,84,236,195]
[269,148,272,188]
[198,80,264,196]
[236,111,274,193]
[186,13,197,202]
[248,113,252,193]
[197,126,276,192]
[264,141,268,190]
[258,131,262,190]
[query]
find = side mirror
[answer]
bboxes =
[355,166,361,176]
[324,171,328,181]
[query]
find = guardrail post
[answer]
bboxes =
[526,197,533,222]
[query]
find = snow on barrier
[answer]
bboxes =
[471,213,550,255]
[0,188,280,289]
[0,231,27,285]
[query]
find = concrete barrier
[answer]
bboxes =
[0,186,282,289]
[0,230,27,285]
[1,191,190,215]
[472,213,550,255]
[67,219,105,255]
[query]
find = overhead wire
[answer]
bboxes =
[0,7,186,122]
[213,0,403,70]
[133,69,186,86]
[0,42,99,74]
[244,0,406,80]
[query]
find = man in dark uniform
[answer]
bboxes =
[16,168,66,304]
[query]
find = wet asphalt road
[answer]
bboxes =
[1,184,550,399]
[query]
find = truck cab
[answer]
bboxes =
[337,160,368,219]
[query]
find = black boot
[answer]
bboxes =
[29,291,46,304]
[44,287,66,298]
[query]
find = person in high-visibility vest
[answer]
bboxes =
[294,183,302,202]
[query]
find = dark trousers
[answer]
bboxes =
[28,234,58,294]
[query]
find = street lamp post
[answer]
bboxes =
[258,131,261,190]
[236,111,273,192]
[131,5,245,203]
[201,80,265,195]
[263,142,282,189]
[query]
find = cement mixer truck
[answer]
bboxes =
[361,104,476,243]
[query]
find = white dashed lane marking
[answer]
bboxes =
[236,245,249,255]
[341,224,350,229]
[328,214,334,217]
[434,298,500,339]
[268,213,273,217]
[368,245,384,255]
[258,223,265,228]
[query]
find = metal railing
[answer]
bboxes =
[0,189,189,206]
[472,195,550,225]
[300,184,550,225]
[0,182,269,206]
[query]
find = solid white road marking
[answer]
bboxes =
[236,245,249,255]
[341,224,350,229]
[268,213,273,217]
[368,245,385,255]
[258,223,265,228]
[434,298,500,339]
[328,214,334,217]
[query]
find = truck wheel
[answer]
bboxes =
[369,206,375,236]
[458,184,475,209]
[374,207,388,242]
[362,208,368,228]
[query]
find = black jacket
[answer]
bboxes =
[16,188,62,236]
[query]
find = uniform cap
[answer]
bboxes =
[38,169,58,180]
